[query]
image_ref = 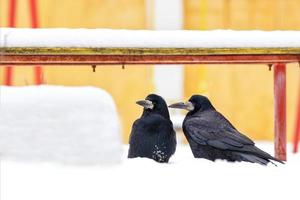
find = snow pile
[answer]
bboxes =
[1,28,300,48]
[0,144,299,200]
[0,86,122,164]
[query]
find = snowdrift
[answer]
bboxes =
[0,86,122,164]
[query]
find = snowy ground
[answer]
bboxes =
[0,86,298,199]
[1,143,299,200]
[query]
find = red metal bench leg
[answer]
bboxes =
[8,0,17,27]
[4,0,17,86]
[274,63,287,161]
[292,85,300,153]
[34,66,43,84]
[29,0,38,28]
[3,67,13,86]
[29,0,43,85]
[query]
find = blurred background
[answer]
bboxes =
[0,0,299,143]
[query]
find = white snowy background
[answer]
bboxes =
[0,144,299,200]
[0,86,298,200]
[1,2,299,200]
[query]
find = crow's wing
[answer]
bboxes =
[128,117,160,158]
[128,116,176,159]
[184,117,254,150]
[157,120,177,155]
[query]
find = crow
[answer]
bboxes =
[128,94,176,163]
[169,95,284,165]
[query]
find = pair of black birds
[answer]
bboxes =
[128,94,284,165]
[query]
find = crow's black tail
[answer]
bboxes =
[237,153,270,165]
[250,146,285,164]
[235,145,285,165]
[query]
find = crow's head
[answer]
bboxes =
[136,94,170,119]
[168,95,215,114]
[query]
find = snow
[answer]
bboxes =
[0,143,299,200]
[1,28,300,48]
[170,113,184,129]
[0,86,122,164]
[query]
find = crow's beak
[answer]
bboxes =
[136,100,154,109]
[168,101,194,111]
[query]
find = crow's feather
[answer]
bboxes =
[181,95,283,165]
[128,94,176,163]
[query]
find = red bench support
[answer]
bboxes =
[29,0,43,85]
[274,63,287,161]
[3,0,17,86]
[293,84,300,153]
[3,0,42,86]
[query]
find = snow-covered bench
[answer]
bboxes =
[1,28,300,65]
[1,28,300,160]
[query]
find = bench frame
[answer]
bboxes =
[1,46,297,161]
